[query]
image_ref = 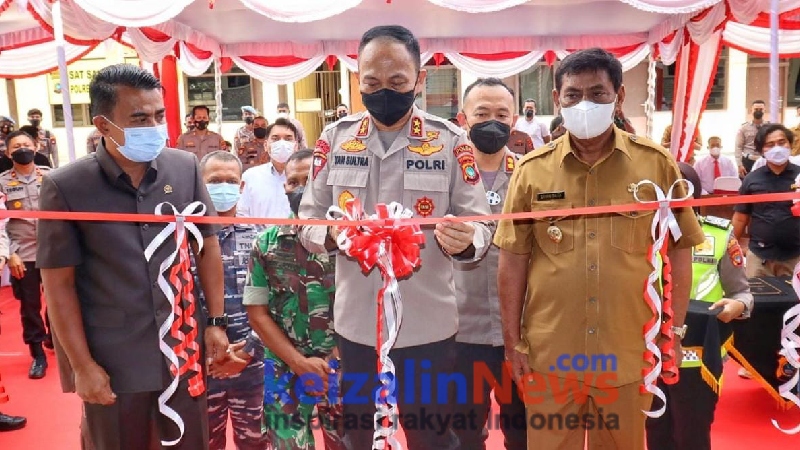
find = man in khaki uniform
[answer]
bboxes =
[177,105,224,159]
[299,25,493,450]
[0,116,14,154]
[660,124,702,153]
[238,116,269,170]
[86,129,102,154]
[0,130,52,380]
[452,77,527,449]
[735,100,767,176]
[495,48,704,450]
[27,109,58,167]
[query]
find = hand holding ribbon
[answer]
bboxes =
[326,198,425,450]
[144,201,207,447]
[633,179,693,419]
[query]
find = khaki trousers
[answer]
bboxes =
[523,375,652,450]
[745,252,800,278]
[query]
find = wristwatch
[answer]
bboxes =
[671,324,688,340]
[207,314,229,329]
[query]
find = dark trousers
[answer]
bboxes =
[450,343,527,450]
[11,262,48,347]
[645,368,718,450]
[338,335,460,450]
[741,155,756,174]
[83,377,209,450]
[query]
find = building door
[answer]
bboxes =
[293,62,342,146]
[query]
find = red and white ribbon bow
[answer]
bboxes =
[144,201,206,446]
[633,179,693,418]
[326,198,425,450]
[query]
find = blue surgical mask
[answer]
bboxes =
[206,182,241,212]
[104,117,168,163]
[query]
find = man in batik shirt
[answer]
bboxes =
[244,149,344,450]
[197,151,265,450]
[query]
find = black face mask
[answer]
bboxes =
[753,110,764,120]
[525,110,534,118]
[12,148,35,165]
[286,186,305,216]
[469,120,511,155]
[337,111,347,119]
[29,119,41,128]
[195,121,209,130]
[244,117,254,125]
[361,88,416,126]
[253,127,267,139]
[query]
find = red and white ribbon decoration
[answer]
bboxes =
[326,198,425,450]
[633,179,693,418]
[143,201,207,446]
[774,176,800,434]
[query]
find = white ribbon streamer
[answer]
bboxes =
[143,201,206,447]
[773,175,800,434]
[633,178,693,418]
[326,202,407,450]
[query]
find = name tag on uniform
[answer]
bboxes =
[5,186,24,194]
[334,154,369,167]
[537,191,565,201]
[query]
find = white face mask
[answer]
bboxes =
[764,145,791,165]
[560,99,616,140]
[270,139,295,164]
[277,112,289,119]
[709,147,721,157]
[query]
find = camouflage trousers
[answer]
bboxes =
[263,357,345,450]
[208,369,266,450]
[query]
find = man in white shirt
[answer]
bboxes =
[238,118,299,221]
[276,102,307,149]
[693,136,738,194]
[513,98,550,149]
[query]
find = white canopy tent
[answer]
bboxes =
[0,0,797,162]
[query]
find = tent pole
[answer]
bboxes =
[53,0,76,163]
[769,0,780,122]
[214,57,223,134]
[645,51,657,140]
[159,56,182,148]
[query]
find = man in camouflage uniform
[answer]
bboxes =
[244,149,344,450]
[197,151,266,450]
[235,106,259,152]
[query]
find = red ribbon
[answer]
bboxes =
[658,232,679,384]
[166,234,205,397]
[338,200,425,279]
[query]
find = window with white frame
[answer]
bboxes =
[415,65,460,120]
[657,47,728,111]
[784,58,800,106]
[517,63,556,116]
[185,65,254,121]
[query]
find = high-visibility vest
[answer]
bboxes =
[681,216,732,394]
